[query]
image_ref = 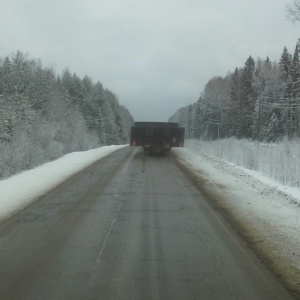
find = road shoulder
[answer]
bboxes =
[173,148,300,299]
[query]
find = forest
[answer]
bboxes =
[0,51,133,179]
[170,39,300,143]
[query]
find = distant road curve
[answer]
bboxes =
[0,147,294,299]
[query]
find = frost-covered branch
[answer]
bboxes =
[286,0,300,23]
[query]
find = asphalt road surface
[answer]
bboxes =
[0,147,294,299]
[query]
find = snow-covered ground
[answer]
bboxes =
[0,142,299,294]
[0,145,127,221]
[173,144,300,296]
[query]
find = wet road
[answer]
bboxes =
[0,147,294,299]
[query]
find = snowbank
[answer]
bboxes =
[0,145,127,221]
[173,147,300,297]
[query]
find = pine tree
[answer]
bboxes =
[266,113,280,142]
[265,56,272,71]
[278,47,293,139]
[0,52,133,178]
[290,40,300,137]
[279,47,292,80]
[240,56,256,138]
[229,68,241,137]
[0,56,12,95]
[282,75,294,139]
[193,100,203,139]
[96,107,107,145]
[186,105,192,139]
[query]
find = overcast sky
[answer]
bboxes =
[1,0,299,121]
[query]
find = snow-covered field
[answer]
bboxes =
[173,139,300,296]
[186,138,300,189]
[0,141,299,295]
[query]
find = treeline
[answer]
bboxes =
[0,51,133,178]
[170,39,300,142]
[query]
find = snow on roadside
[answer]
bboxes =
[173,147,300,294]
[0,145,127,221]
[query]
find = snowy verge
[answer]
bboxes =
[0,145,127,222]
[173,148,300,297]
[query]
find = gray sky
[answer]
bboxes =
[1,0,299,121]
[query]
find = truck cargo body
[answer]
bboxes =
[130,122,185,154]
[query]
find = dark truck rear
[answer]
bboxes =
[130,122,185,154]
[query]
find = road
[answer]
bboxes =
[0,147,294,299]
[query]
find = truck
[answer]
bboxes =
[130,122,185,154]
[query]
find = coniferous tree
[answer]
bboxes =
[280,47,292,80]
[169,39,300,143]
[278,47,292,139]
[290,40,300,137]
[240,56,256,138]
[229,68,242,137]
[186,105,193,139]
[266,113,280,142]
[193,99,203,139]
[0,51,133,178]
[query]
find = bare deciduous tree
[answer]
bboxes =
[286,0,300,23]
